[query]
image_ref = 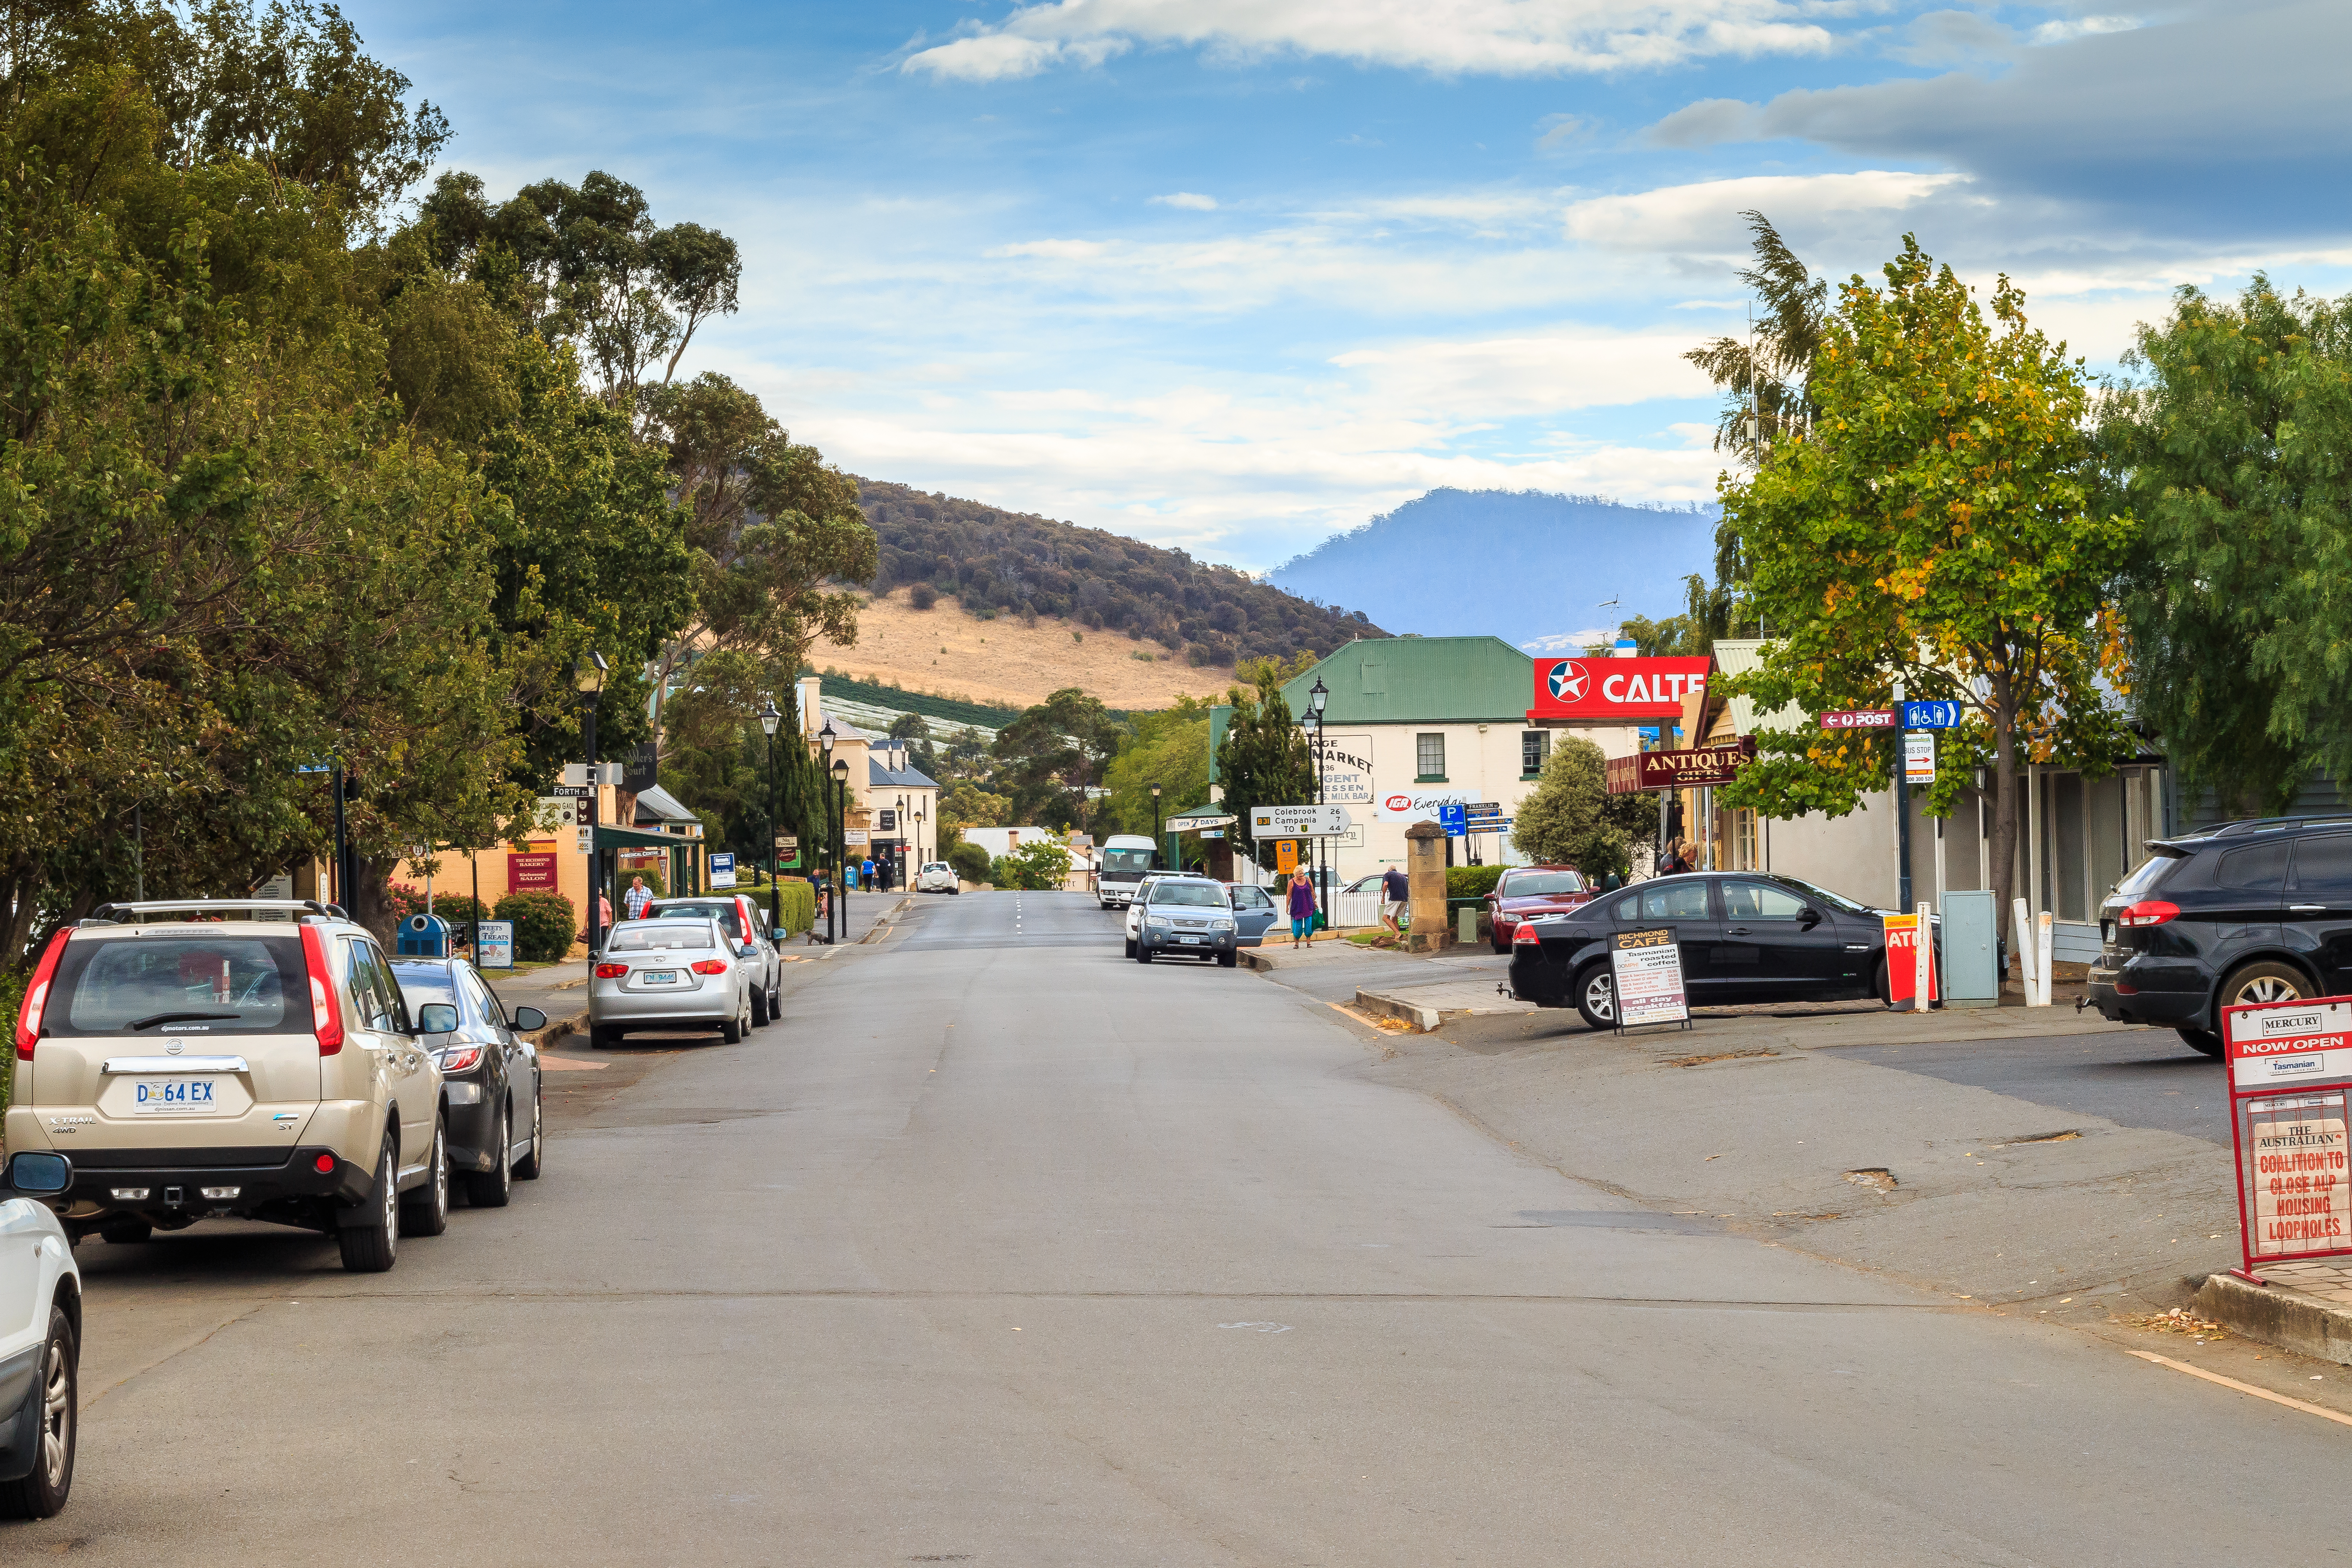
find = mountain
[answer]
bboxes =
[1269,488,1719,654]
[856,478,1384,669]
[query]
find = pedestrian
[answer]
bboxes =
[624,874,653,920]
[1286,869,1318,948]
[1380,863,1409,934]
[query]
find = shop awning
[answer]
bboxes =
[594,824,697,851]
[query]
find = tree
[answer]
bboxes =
[888,711,937,775]
[938,781,1011,829]
[1717,236,2138,928]
[1214,662,1314,869]
[1103,698,1211,835]
[992,687,1122,829]
[997,838,1072,890]
[1511,735,1654,877]
[2099,279,2352,816]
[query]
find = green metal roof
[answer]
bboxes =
[1284,636,1534,725]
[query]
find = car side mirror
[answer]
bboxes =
[738,941,758,958]
[7,1151,73,1195]
[414,1002,460,1035]
[1798,906,1823,928]
[509,1005,547,1033]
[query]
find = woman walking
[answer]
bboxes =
[1285,870,1318,949]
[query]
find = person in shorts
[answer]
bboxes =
[1380,864,1409,934]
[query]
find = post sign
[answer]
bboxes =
[1820,710,1899,730]
[1247,804,1354,838]
[508,853,558,893]
[476,920,514,970]
[1609,928,1691,1032]
[709,852,736,888]
[1902,700,1963,730]
[1529,657,1712,722]
[1905,732,1936,784]
[2225,998,2352,1274]
[1882,914,1940,1006]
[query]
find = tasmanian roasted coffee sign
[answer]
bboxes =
[2224,998,2352,1272]
[1609,928,1690,1032]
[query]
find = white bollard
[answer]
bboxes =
[1915,900,1934,1012]
[2012,897,2037,1006]
[2036,910,2055,1008]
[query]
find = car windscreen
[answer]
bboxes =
[1765,875,1874,915]
[389,964,457,1011]
[1102,849,1154,873]
[1150,883,1227,908]
[610,922,718,951]
[649,901,742,939]
[48,933,306,1037]
[1503,872,1585,897]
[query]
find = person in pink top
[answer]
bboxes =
[1285,871,1318,948]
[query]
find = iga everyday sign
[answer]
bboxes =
[1528,657,1712,722]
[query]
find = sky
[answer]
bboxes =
[351,0,2352,574]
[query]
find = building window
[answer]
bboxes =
[1521,730,1549,777]
[1733,809,1757,871]
[1416,733,1446,780]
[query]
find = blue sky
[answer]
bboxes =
[352,0,2352,575]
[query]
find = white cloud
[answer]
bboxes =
[1150,191,1219,210]
[1562,171,1973,254]
[902,0,1838,82]
[1330,328,1714,414]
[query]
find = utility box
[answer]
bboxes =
[1458,906,1479,945]
[396,913,450,958]
[1939,891,1999,1008]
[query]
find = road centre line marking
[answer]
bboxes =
[2130,1351,2352,1429]
[199,1286,1949,1308]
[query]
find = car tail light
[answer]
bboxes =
[1513,922,1543,946]
[14,928,68,1061]
[594,962,629,979]
[2117,900,2179,928]
[690,958,729,975]
[299,925,343,1057]
[436,1044,484,1073]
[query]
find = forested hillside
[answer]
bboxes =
[856,479,1382,666]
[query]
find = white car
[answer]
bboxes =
[916,862,960,894]
[587,917,754,1047]
[0,1152,79,1518]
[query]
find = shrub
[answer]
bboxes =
[1446,866,1504,900]
[493,891,577,963]
[998,839,1072,890]
[387,887,490,933]
[948,842,991,885]
[744,879,817,935]
[909,582,938,609]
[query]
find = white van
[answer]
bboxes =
[1097,835,1160,908]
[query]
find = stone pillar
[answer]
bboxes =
[1405,821,1449,953]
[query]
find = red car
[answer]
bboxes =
[1484,866,1595,952]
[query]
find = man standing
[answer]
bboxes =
[624,874,653,920]
[1380,864,1409,935]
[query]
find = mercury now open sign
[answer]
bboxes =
[2225,997,2352,1274]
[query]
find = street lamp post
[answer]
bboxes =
[897,792,909,891]
[575,651,609,958]
[759,698,783,937]
[1150,782,1163,871]
[818,720,837,943]
[832,757,851,941]
[1308,676,1329,904]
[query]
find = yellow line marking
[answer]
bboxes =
[2130,1351,2352,1429]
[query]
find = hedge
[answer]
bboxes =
[388,888,489,933]
[493,891,577,963]
[754,879,816,935]
[1446,866,1505,899]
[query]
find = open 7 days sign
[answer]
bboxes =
[2224,997,2352,1274]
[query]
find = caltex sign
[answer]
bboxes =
[1529,656,1713,722]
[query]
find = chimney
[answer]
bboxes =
[797,675,822,736]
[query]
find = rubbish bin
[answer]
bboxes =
[396,913,450,957]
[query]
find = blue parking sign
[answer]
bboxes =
[1437,803,1467,837]
[1901,700,1962,730]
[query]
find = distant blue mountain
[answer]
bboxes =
[1269,488,1720,654]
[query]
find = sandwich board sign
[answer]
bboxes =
[1882,913,1940,1007]
[475,921,514,970]
[1609,928,1691,1033]
[709,852,736,888]
[2224,997,2352,1277]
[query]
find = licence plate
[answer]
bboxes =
[641,970,679,985]
[1181,935,1201,944]
[133,1078,217,1114]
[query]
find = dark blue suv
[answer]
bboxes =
[2087,817,2350,1056]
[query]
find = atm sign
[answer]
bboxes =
[1529,656,1712,720]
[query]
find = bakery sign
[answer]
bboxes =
[1529,656,1713,722]
[2225,997,2352,1273]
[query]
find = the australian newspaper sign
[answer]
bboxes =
[2225,998,2352,1272]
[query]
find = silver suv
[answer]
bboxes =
[5,900,451,1272]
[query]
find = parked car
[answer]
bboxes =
[3,898,449,1273]
[588,916,753,1047]
[2087,815,2352,1057]
[1485,866,1595,953]
[1134,878,1240,966]
[1508,873,1898,1029]
[1123,872,1181,956]
[916,861,961,894]
[643,895,781,1026]
[389,957,547,1205]
[1223,883,1279,946]
[0,1152,79,1518]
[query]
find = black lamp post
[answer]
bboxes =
[1306,674,1329,906]
[897,792,910,891]
[831,756,851,941]
[759,698,783,936]
[1150,782,1163,871]
[575,650,609,957]
[818,719,837,943]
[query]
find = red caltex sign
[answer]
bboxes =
[1529,656,1713,722]
[2225,998,2352,1276]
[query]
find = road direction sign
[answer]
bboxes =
[1246,804,1354,838]
[1821,709,1899,729]
[1901,700,1963,730]
[560,763,599,787]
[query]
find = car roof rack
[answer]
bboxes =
[2200,816,2352,838]
[89,898,348,923]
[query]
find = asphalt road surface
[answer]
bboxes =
[19,890,2346,1564]
[1825,1030,2231,1144]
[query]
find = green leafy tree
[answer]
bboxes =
[947,842,991,885]
[939,781,1012,829]
[992,687,1122,828]
[1215,661,1314,870]
[1104,698,1211,835]
[997,838,1072,890]
[2099,279,2352,816]
[1717,237,2137,925]
[1509,736,1655,878]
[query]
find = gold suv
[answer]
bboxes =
[5,900,450,1272]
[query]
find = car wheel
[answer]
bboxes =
[1874,958,1892,1008]
[750,984,771,1028]
[767,983,781,1022]
[2177,1027,2226,1058]
[1574,965,1617,1031]
[1491,932,1510,955]
[97,1218,151,1245]
[1137,946,1154,964]
[1218,949,1237,968]
[338,1135,400,1273]
[514,1083,545,1180]
[0,1305,76,1519]
[465,1104,513,1208]
[589,1024,622,1049]
[2221,960,2313,1010]
[400,1118,450,1237]
[1123,938,1136,958]
[722,996,747,1044]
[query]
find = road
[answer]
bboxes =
[18,889,2349,1563]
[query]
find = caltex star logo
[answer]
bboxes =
[1548,660,1589,703]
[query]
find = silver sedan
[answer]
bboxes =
[587,917,753,1047]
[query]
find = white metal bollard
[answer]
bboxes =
[2036,910,2055,1008]
[1915,900,1934,1011]
[2012,897,2040,1006]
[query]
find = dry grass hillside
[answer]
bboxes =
[815,588,1240,713]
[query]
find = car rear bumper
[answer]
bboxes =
[2085,972,2206,1029]
[591,986,736,1023]
[7,1145,374,1215]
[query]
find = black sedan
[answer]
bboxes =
[1507,872,1899,1029]
[391,957,547,1205]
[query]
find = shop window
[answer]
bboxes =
[1521,731,1548,777]
[1416,733,1446,780]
